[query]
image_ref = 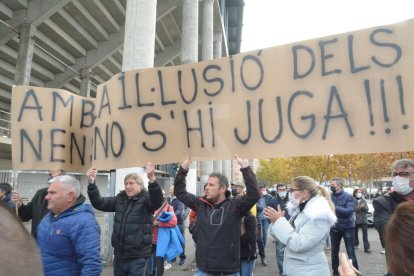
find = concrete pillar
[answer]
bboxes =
[201,0,214,60]
[200,0,215,181]
[14,23,36,85]
[122,0,157,71]
[213,160,222,173]
[223,160,232,182]
[213,32,222,59]
[181,0,200,193]
[79,68,91,97]
[213,31,223,174]
[181,0,198,64]
[118,0,158,192]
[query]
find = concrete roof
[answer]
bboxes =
[0,0,244,112]
[0,0,244,163]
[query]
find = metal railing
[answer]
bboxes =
[0,109,11,138]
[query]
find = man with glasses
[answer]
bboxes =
[373,159,414,259]
[329,177,359,276]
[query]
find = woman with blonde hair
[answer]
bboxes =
[264,176,336,276]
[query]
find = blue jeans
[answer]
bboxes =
[195,267,239,276]
[330,228,359,273]
[257,218,269,256]
[261,218,270,248]
[240,259,255,276]
[275,239,285,274]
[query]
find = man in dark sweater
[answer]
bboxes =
[12,168,66,239]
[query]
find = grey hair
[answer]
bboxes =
[392,159,414,171]
[331,177,345,187]
[49,175,80,198]
[124,173,146,191]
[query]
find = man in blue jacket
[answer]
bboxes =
[37,175,102,276]
[330,178,358,276]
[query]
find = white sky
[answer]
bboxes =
[241,0,414,52]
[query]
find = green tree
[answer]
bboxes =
[256,158,291,184]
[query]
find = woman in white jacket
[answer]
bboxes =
[264,176,337,276]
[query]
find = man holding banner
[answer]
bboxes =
[86,163,163,276]
[173,155,260,275]
[12,168,66,239]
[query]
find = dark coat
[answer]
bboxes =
[174,166,260,274]
[18,187,49,239]
[87,181,163,258]
[331,190,356,230]
[373,192,406,247]
[354,197,369,224]
[240,213,257,261]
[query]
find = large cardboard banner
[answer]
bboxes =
[12,20,414,172]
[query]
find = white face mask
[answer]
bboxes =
[279,191,287,198]
[289,196,299,207]
[262,191,267,195]
[356,192,362,198]
[392,176,414,195]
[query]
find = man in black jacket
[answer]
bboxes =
[12,168,66,239]
[87,163,163,276]
[374,159,414,251]
[174,155,260,275]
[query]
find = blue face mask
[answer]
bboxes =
[278,191,287,198]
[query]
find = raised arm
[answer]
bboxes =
[145,162,163,212]
[235,155,261,216]
[174,156,199,210]
[86,167,117,212]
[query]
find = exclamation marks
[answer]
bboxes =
[396,75,409,130]
[380,79,390,134]
[363,75,409,136]
[364,80,376,135]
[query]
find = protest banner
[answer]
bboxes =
[12,19,414,172]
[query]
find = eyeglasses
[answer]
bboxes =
[290,188,303,192]
[391,172,414,177]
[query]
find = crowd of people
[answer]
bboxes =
[1,157,414,276]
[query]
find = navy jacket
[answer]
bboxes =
[37,195,102,276]
[269,194,291,220]
[170,197,185,224]
[331,190,356,230]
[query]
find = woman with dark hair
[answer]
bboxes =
[352,188,371,253]
[384,201,414,276]
[264,176,337,276]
